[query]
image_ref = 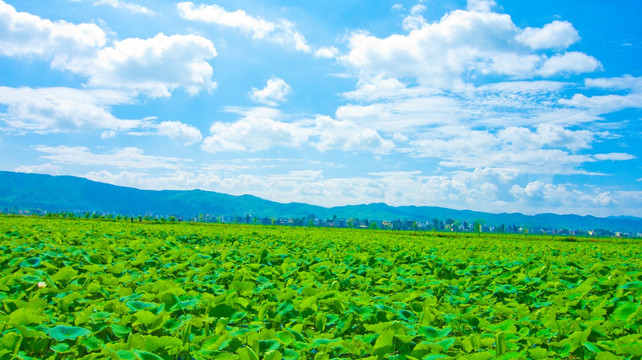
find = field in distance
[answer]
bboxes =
[0,216,640,359]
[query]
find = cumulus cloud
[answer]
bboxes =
[177,2,311,53]
[0,0,106,58]
[250,77,291,106]
[202,115,308,152]
[537,52,602,77]
[467,0,496,12]
[0,87,144,133]
[14,163,61,175]
[65,33,217,97]
[593,153,636,161]
[0,3,217,98]
[93,0,154,15]
[313,116,394,154]
[559,93,642,114]
[32,145,187,169]
[516,21,580,50]
[314,46,339,59]
[341,6,599,90]
[157,121,203,145]
[510,181,617,208]
[201,111,392,154]
[410,4,427,15]
[409,123,602,174]
[585,75,642,91]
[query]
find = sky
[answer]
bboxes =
[1,0,641,217]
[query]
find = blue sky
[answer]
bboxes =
[1,0,641,217]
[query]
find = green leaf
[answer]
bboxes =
[51,266,78,282]
[264,350,282,360]
[48,325,91,341]
[423,355,448,360]
[230,311,248,323]
[0,332,22,353]
[399,309,418,323]
[111,324,132,338]
[619,281,642,289]
[298,296,317,311]
[528,347,548,359]
[126,301,156,312]
[9,309,46,326]
[596,351,622,360]
[276,331,295,345]
[259,340,281,353]
[373,330,394,356]
[81,336,104,352]
[19,258,41,268]
[210,304,236,318]
[495,332,508,355]
[159,292,181,312]
[612,302,638,322]
[434,338,456,352]
[50,343,70,353]
[134,311,159,326]
[238,346,259,360]
[583,342,601,353]
[141,335,183,353]
[19,275,41,284]
[132,349,164,360]
[115,350,138,360]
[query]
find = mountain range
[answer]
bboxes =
[1,170,641,233]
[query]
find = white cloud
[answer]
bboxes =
[341,76,408,102]
[408,123,602,175]
[516,21,579,50]
[391,4,404,11]
[64,33,217,97]
[101,130,117,139]
[249,77,291,106]
[0,87,145,133]
[314,46,339,59]
[336,94,464,133]
[593,153,636,161]
[559,93,642,114]
[33,145,186,169]
[313,116,394,154]
[177,2,311,53]
[177,2,273,38]
[510,181,619,208]
[0,3,216,98]
[585,75,642,91]
[0,0,106,58]
[537,52,601,77]
[14,163,61,175]
[202,115,308,152]
[341,6,599,90]
[201,111,392,154]
[410,4,427,15]
[466,0,496,12]
[157,121,203,145]
[93,0,154,15]
[401,14,426,32]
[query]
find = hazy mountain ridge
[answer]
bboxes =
[1,171,641,233]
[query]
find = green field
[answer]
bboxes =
[0,216,640,359]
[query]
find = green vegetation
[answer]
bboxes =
[0,216,641,359]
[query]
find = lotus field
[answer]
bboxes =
[0,216,641,359]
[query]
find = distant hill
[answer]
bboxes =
[1,171,641,232]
